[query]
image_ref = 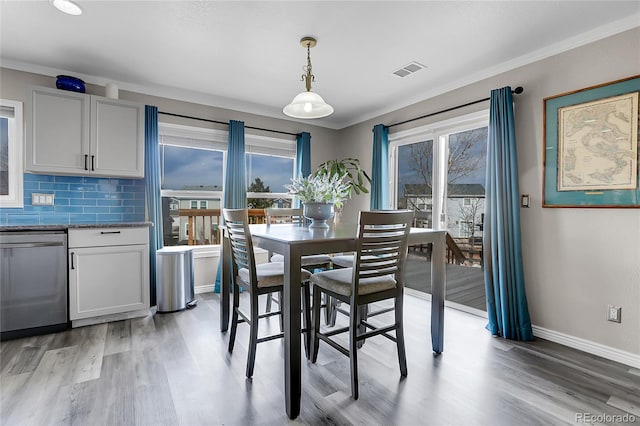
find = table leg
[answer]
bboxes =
[283,247,302,419]
[430,232,446,353]
[220,232,231,332]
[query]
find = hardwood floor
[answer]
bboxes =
[2,292,638,426]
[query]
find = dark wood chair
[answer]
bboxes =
[223,208,312,378]
[264,207,333,324]
[310,210,414,399]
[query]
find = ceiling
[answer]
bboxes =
[1,1,638,129]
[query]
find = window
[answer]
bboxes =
[390,110,488,232]
[0,100,23,208]
[158,123,295,246]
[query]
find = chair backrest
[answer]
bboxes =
[265,207,305,225]
[352,210,414,293]
[223,208,258,288]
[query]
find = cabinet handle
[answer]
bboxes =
[91,155,95,171]
[70,252,75,270]
[84,155,88,170]
[100,231,121,235]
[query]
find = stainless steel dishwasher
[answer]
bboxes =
[1,230,69,340]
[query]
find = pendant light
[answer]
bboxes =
[283,37,334,119]
[52,0,83,15]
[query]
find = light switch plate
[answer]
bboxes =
[31,192,55,206]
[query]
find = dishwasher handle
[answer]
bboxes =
[1,242,65,249]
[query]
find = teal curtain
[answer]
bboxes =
[294,132,311,208]
[484,87,533,341]
[370,124,389,210]
[215,120,246,292]
[144,105,162,306]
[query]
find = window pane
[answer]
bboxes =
[246,153,294,194]
[161,145,223,191]
[162,196,222,246]
[446,126,487,240]
[0,117,8,196]
[396,140,434,226]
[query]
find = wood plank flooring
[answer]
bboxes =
[1,292,638,426]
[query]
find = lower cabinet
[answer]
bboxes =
[68,227,149,320]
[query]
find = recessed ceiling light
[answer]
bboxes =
[52,0,82,16]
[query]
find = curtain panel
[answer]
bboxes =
[215,120,246,292]
[294,132,311,208]
[483,87,534,341]
[370,124,389,210]
[144,105,162,306]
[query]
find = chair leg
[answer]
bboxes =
[328,297,339,327]
[246,292,260,379]
[356,304,368,349]
[278,291,284,332]
[302,283,311,359]
[349,303,359,400]
[265,293,273,312]
[228,284,240,353]
[395,295,408,377]
[311,286,322,363]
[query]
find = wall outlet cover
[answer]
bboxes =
[607,305,621,323]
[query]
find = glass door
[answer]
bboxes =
[390,112,488,312]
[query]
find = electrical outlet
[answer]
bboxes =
[31,193,55,206]
[607,305,621,323]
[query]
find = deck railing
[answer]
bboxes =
[178,208,266,245]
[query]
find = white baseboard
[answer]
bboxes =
[195,284,214,294]
[72,307,154,328]
[532,325,640,369]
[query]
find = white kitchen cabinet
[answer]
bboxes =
[26,86,145,178]
[68,227,150,321]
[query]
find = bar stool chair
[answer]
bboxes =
[223,208,312,378]
[264,207,334,324]
[310,210,414,399]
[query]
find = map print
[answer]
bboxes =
[558,92,638,191]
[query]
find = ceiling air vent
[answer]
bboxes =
[393,61,426,77]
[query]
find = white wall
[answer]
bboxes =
[334,28,640,363]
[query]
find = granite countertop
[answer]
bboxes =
[0,222,153,232]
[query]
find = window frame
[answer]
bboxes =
[389,110,489,230]
[0,99,24,208]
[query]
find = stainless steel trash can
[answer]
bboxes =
[157,246,196,313]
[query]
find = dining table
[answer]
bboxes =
[219,221,447,419]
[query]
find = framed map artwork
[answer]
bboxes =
[543,75,640,207]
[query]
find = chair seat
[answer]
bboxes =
[238,262,312,288]
[270,253,332,267]
[330,254,354,268]
[310,267,396,297]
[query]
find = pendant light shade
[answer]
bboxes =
[283,37,334,119]
[283,90,334,119]
[52,0,83,15]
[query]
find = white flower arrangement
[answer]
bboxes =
[285,173,351,209]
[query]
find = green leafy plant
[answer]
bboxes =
[285,173,351,209]
[313,158,371,198]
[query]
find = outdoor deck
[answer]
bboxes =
[404,251,486,311]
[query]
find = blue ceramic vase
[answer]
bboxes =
[56,75,86,93]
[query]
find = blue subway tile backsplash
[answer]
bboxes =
[0,174,145,226]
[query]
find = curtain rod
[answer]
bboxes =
[158,111,300,137]
[387,86,524,129]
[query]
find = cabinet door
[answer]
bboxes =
[69,244,149,320]
[26,87,90,174]
[91,97,144,178]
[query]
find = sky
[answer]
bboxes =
[161,145,293,192]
